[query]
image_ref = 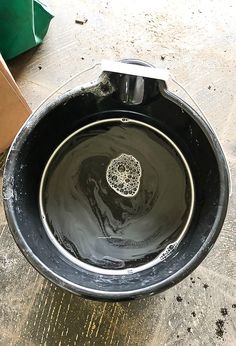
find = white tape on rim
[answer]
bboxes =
[101,59,169,81]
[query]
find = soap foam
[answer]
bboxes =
[106,153,142,197]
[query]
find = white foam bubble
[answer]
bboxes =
[106,153,142,197]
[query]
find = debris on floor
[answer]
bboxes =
[75,15,88,25]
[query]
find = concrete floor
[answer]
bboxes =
[0,0,236,345]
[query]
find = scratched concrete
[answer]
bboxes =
[0,0,236,345]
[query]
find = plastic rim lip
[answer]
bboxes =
[39,117,195,276]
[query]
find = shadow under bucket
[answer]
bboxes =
[3,60,229,301]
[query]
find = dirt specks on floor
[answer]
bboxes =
[176,295,183,302]
[220,308,228,317]
[215,319,225,338]
[75,15,88,25]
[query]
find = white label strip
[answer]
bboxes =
[101,59,169,81]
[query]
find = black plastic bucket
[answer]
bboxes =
[3,60,229,300]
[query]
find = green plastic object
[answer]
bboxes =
[0,0,53,60]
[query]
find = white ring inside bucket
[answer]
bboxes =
[39,118,195,276]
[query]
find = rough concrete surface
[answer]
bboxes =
[0,0,236,345]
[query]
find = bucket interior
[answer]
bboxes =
[39,117,194,275]
[3,79,228,299]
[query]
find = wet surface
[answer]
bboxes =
[41,119,192,271]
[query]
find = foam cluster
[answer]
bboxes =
[106,153,142,197]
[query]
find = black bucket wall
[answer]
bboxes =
[3,61,229,301]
